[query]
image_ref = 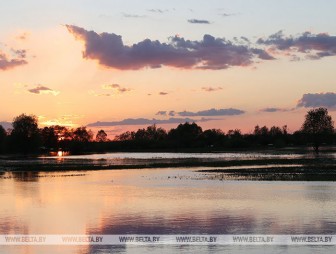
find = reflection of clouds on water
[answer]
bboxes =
[85,211,336,253]
[87,213,257,234]
[303,183,336,206]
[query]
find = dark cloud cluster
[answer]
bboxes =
[66,25,273,70]
[258,31,336,59]
[28,85,59,95]
[297,92,336,108]
[178,108,245,117]
[87,117,213,127]
[0,49,27,71]
[156,108,245,117]
[159,92,168,95]
[188,19,210,24]
[66,25,336,70]
[260,107,291,113]
[260,93,336,112]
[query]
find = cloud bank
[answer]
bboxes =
[156,108,245,117]
[87,117,214,127]
[66,25,273,70]
[260,107,291,113]
[178,108,245,117]
[297,92,336,108]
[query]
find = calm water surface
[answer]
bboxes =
[1,163,336,253]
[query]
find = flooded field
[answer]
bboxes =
[1,157,336,253]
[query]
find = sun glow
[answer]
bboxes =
[41,119,76,128]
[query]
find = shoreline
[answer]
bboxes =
[1,145,336,158]
[1,155,336,181]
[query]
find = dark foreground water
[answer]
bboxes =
[1,162,336,253]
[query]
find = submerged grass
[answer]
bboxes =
[198,165,336,181]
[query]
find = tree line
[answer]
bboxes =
[0,108,334,154]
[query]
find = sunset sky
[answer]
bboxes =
[1,0,336,137]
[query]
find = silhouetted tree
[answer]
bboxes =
[292,130,307,146]
[269,125,287,147]
[252,125,288,147]
[40,126,58,150]
[227,129,248,148]
[53,125,72,141]
[63,126,93,154]
[134,128,149,141]
[253,125,270,145]
[301,108,334,152]
[115,131,136,141]
[4,113,336,154]
[73,127,93,142]
[144,125,167,141]
[282,125,288,135]
[227,129,242,137]
[10,114,41,153]
[129,125,167,148]
[96,129,108,142]
[269,126,282,137]
[0,125,7,153]
[168,122,202,148]
[201,129,225,147]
